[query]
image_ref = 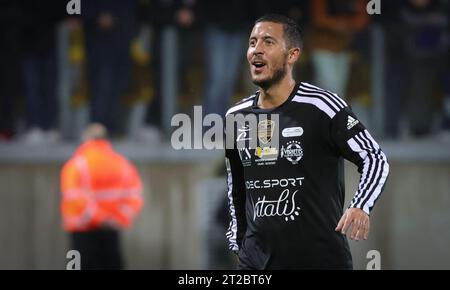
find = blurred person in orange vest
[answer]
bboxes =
[60,123,143,270]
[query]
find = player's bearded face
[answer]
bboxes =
[250,52,288,90]
[247,22,289,90]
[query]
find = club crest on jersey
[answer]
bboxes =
[258,119,275,145]
[281,141,303,164]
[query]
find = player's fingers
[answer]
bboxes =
[335,214,346,231]
[357,222,367,241]
[363,220,370,240]
[356,217,367,240]
[340,214,352,234]
[350,219,360,240]
[361,227,369,240]
[354,229,362,241]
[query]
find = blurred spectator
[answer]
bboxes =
[83,0,137,136]
[198,0,251,117]
[443,71,450,136]
[172,0,202,119]
[441,2,450,138]
[310,0,369,96]
[0,1,22,141]
[19,0,65,144]
[400,0,448,137]
[380,0,408,138]
[134,0,198,142]
[60,123,144,270]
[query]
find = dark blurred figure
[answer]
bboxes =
[142,0,198,135]
[443,70,450,135]
[401,0,447,137]
[0,1,22,141]
[379,0,408,139]
[61,123,144,270]
[198,0,251,117]
[19,0,65,144]
[440,1,450,137]
[383,0,447,138]
[83,1,137,136]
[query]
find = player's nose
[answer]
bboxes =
[252,40,264,55]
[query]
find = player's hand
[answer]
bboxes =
[335,208,370,241]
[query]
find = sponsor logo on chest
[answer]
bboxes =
[280,140,303,164]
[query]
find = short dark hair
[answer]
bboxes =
[254,14,303,49]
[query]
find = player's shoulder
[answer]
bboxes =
[225,93,258,116]
[291,82,349,119]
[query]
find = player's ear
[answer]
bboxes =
[288,47,301,64]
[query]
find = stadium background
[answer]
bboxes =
[0,0,449,269]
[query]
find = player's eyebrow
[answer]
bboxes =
[249,35,277,42]
[263,35,276,40]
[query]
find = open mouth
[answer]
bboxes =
[252,60,266,72]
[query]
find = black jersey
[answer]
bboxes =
[224,82,389,270]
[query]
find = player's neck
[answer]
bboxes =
[258,77,296,109]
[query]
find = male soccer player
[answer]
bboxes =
[224,14,389,269]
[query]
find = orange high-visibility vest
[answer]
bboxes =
[60,140,143,232]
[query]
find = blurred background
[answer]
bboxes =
[0,0,449,269]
